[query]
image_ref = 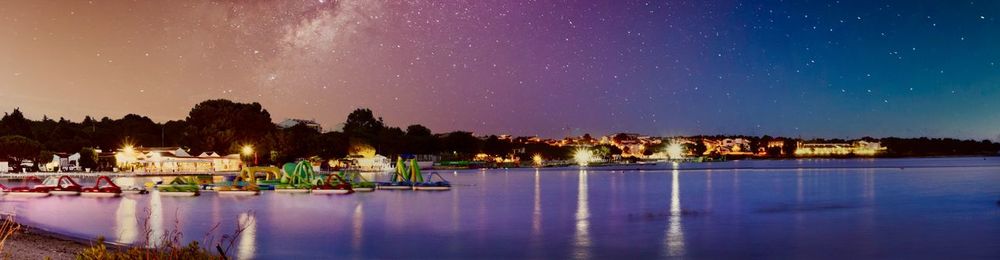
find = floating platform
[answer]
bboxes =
[5,192,51,197]
[377,185,412,190]
[122,189,149,194]
[413,186,450,191]
[81,192,121,198]
[275,188,311,193]
[49,190,81,196]
[312,189,351,195]
[218,190,260,196]
[159,191,199,197]
[353,187,375,192]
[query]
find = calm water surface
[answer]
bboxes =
[2,157,999,259]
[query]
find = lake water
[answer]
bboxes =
[3,157,999,259]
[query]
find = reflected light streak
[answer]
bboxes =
[352,203,364,253]
[573,170,590,260]
[664,169,686,257]
[114,197,139,244]
[452,184,461,231]
[148,192,163,247]
[238,213,257,260]
[706,170,713,210]
[532,169,542,236]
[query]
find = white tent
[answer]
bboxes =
[171,148,192,157]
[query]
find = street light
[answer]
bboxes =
[573,148,594,167]
[241,145,254,156]
[241,145,257,166]
[532,154,544,167]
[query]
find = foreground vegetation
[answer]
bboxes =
[0,211,250,260]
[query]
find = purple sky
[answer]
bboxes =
[1,1,998,140]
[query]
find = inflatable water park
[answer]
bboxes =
[0,157,450,199]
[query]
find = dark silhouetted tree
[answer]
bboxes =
[0,135,42,170]
[184,99,275,154]
[0,109,33,138]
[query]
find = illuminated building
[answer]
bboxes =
[794,141,886,156]
[702,138,753,156]
[114,147,241,173]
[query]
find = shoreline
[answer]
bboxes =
[2,222,89,260]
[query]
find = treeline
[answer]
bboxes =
[0,99,571,170]
[880,137,999,157]
[1,99,998,171]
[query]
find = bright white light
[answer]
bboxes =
[241,145,254,156]
[532,154,544,166]
[667,143,684,159]
[573,148,594,166]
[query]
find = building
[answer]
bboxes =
[758,140,786,155]
[332,154,395,172]
[600,133,663,158]
[115,147,241,173]
[42,153,82,172]
[702,138,753,155]
[794,141,886,156]
[277,118,322,132]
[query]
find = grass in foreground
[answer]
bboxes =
[76,209,253,260]
[0,215,22,258]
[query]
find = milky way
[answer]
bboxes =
[1,1,998,139]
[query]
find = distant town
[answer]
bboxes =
[1,99,998,173]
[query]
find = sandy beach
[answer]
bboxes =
[2,225,88,260]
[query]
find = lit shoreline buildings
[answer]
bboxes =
[114,147,242,173]
[794,140,887,157]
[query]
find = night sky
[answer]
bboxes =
[1,1,998,140]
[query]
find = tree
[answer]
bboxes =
[375,126,406,156]
[404,124,437,154]
[439,131,481,156]
[343,108,384,142]
[184,99,275,154]
[782,139,798,156]
[592,144,622,159]
[643,142,666,156]
[406,124,432,137]
[482,135,512,156]
[0,135,42,170]
[0,109,33,138]
[348,138,376,157]
[162,120,189,147]
[692,140,708,156]
[37,151,55,166]
[79,147,99,171]
[317,132,349,159]
[272,123,323,163]
[117,114,160,146]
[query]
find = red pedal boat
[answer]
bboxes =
[45,176,82,196]
[6,176,52,197]
[312,174,354,195]
[81,176,122,197]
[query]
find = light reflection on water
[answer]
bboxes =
[573,170,590,260]
[114,197,138,244]
[1,157,999,259]
[532,169,542,236]
[149,191,163,247]
[664,169,685,257]
[351,203,363,254]
[237,212,256,260]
